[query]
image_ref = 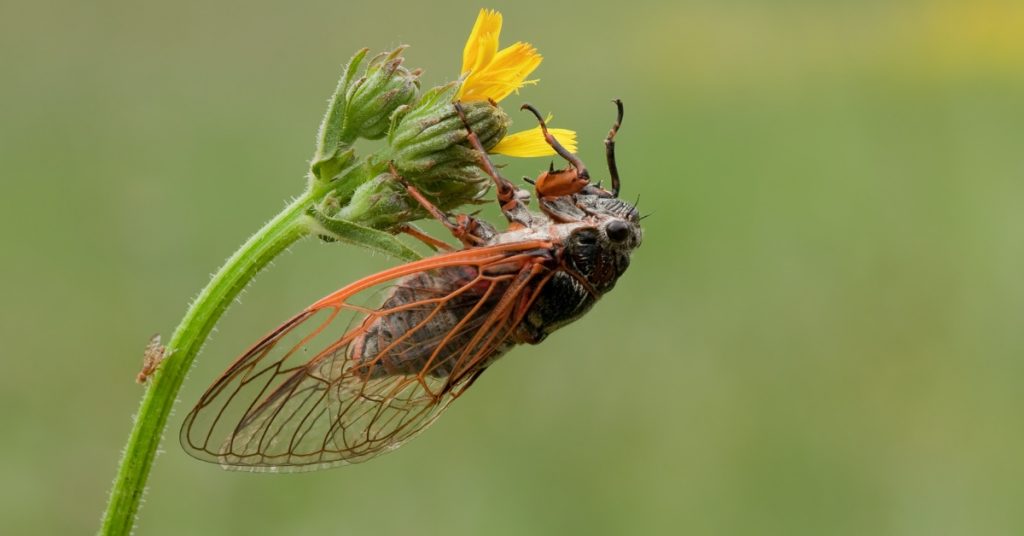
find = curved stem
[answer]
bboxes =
[99,187,319,535]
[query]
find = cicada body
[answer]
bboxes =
[181,101,642,471]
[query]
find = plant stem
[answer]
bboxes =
[99,186,319,535]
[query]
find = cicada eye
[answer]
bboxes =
[605,220,630,242]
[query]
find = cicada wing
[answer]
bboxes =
[180,243,550,472]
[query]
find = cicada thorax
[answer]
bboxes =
[515,271,597,344]
[515,226,634,344]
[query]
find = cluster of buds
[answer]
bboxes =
[304,9,577,253]
[335,85,513,231]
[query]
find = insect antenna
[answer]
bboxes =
[605,99,624,197]
[520,104,589,180]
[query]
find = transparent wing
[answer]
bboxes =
[180,243,551,472]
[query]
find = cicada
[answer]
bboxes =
[181,101,642,471]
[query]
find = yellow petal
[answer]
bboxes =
[490,126,578,158]
[462,9,501,76]
[457,10,543,102]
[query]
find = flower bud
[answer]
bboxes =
[332,172,416,230]
[383,83,509,212]
[311,47,420,182]
[345,48,420,140]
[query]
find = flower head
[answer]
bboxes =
[455,9,577,158]
[457,9,542,102]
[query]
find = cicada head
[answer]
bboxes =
[563,199,642,294]
[552,99,642,295]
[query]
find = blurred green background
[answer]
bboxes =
[3,0,1023,534]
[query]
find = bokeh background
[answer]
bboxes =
[3,0,1023,534]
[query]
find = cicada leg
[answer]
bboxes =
[604,99,624,197]
[518,105,595,214]
[453,102,535,230]
[520,104,590,183]
[395,224,455,252]
[388,162,493,247]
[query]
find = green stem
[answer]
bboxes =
[99,186,319,535]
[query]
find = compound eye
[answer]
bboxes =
[606,220,630,242]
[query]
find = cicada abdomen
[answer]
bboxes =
[343,264,512,382]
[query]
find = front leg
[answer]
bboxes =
[453,102,536,230]
[389,162,495,247]
[395,224,454,252]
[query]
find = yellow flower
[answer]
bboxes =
[491,117,578,157]
[458,9,542,102]
[456,10,578,159]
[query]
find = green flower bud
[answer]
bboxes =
[383,83,509,212]
[333,172,415,231]
[311,47,420,183]
[345,48,420,140]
